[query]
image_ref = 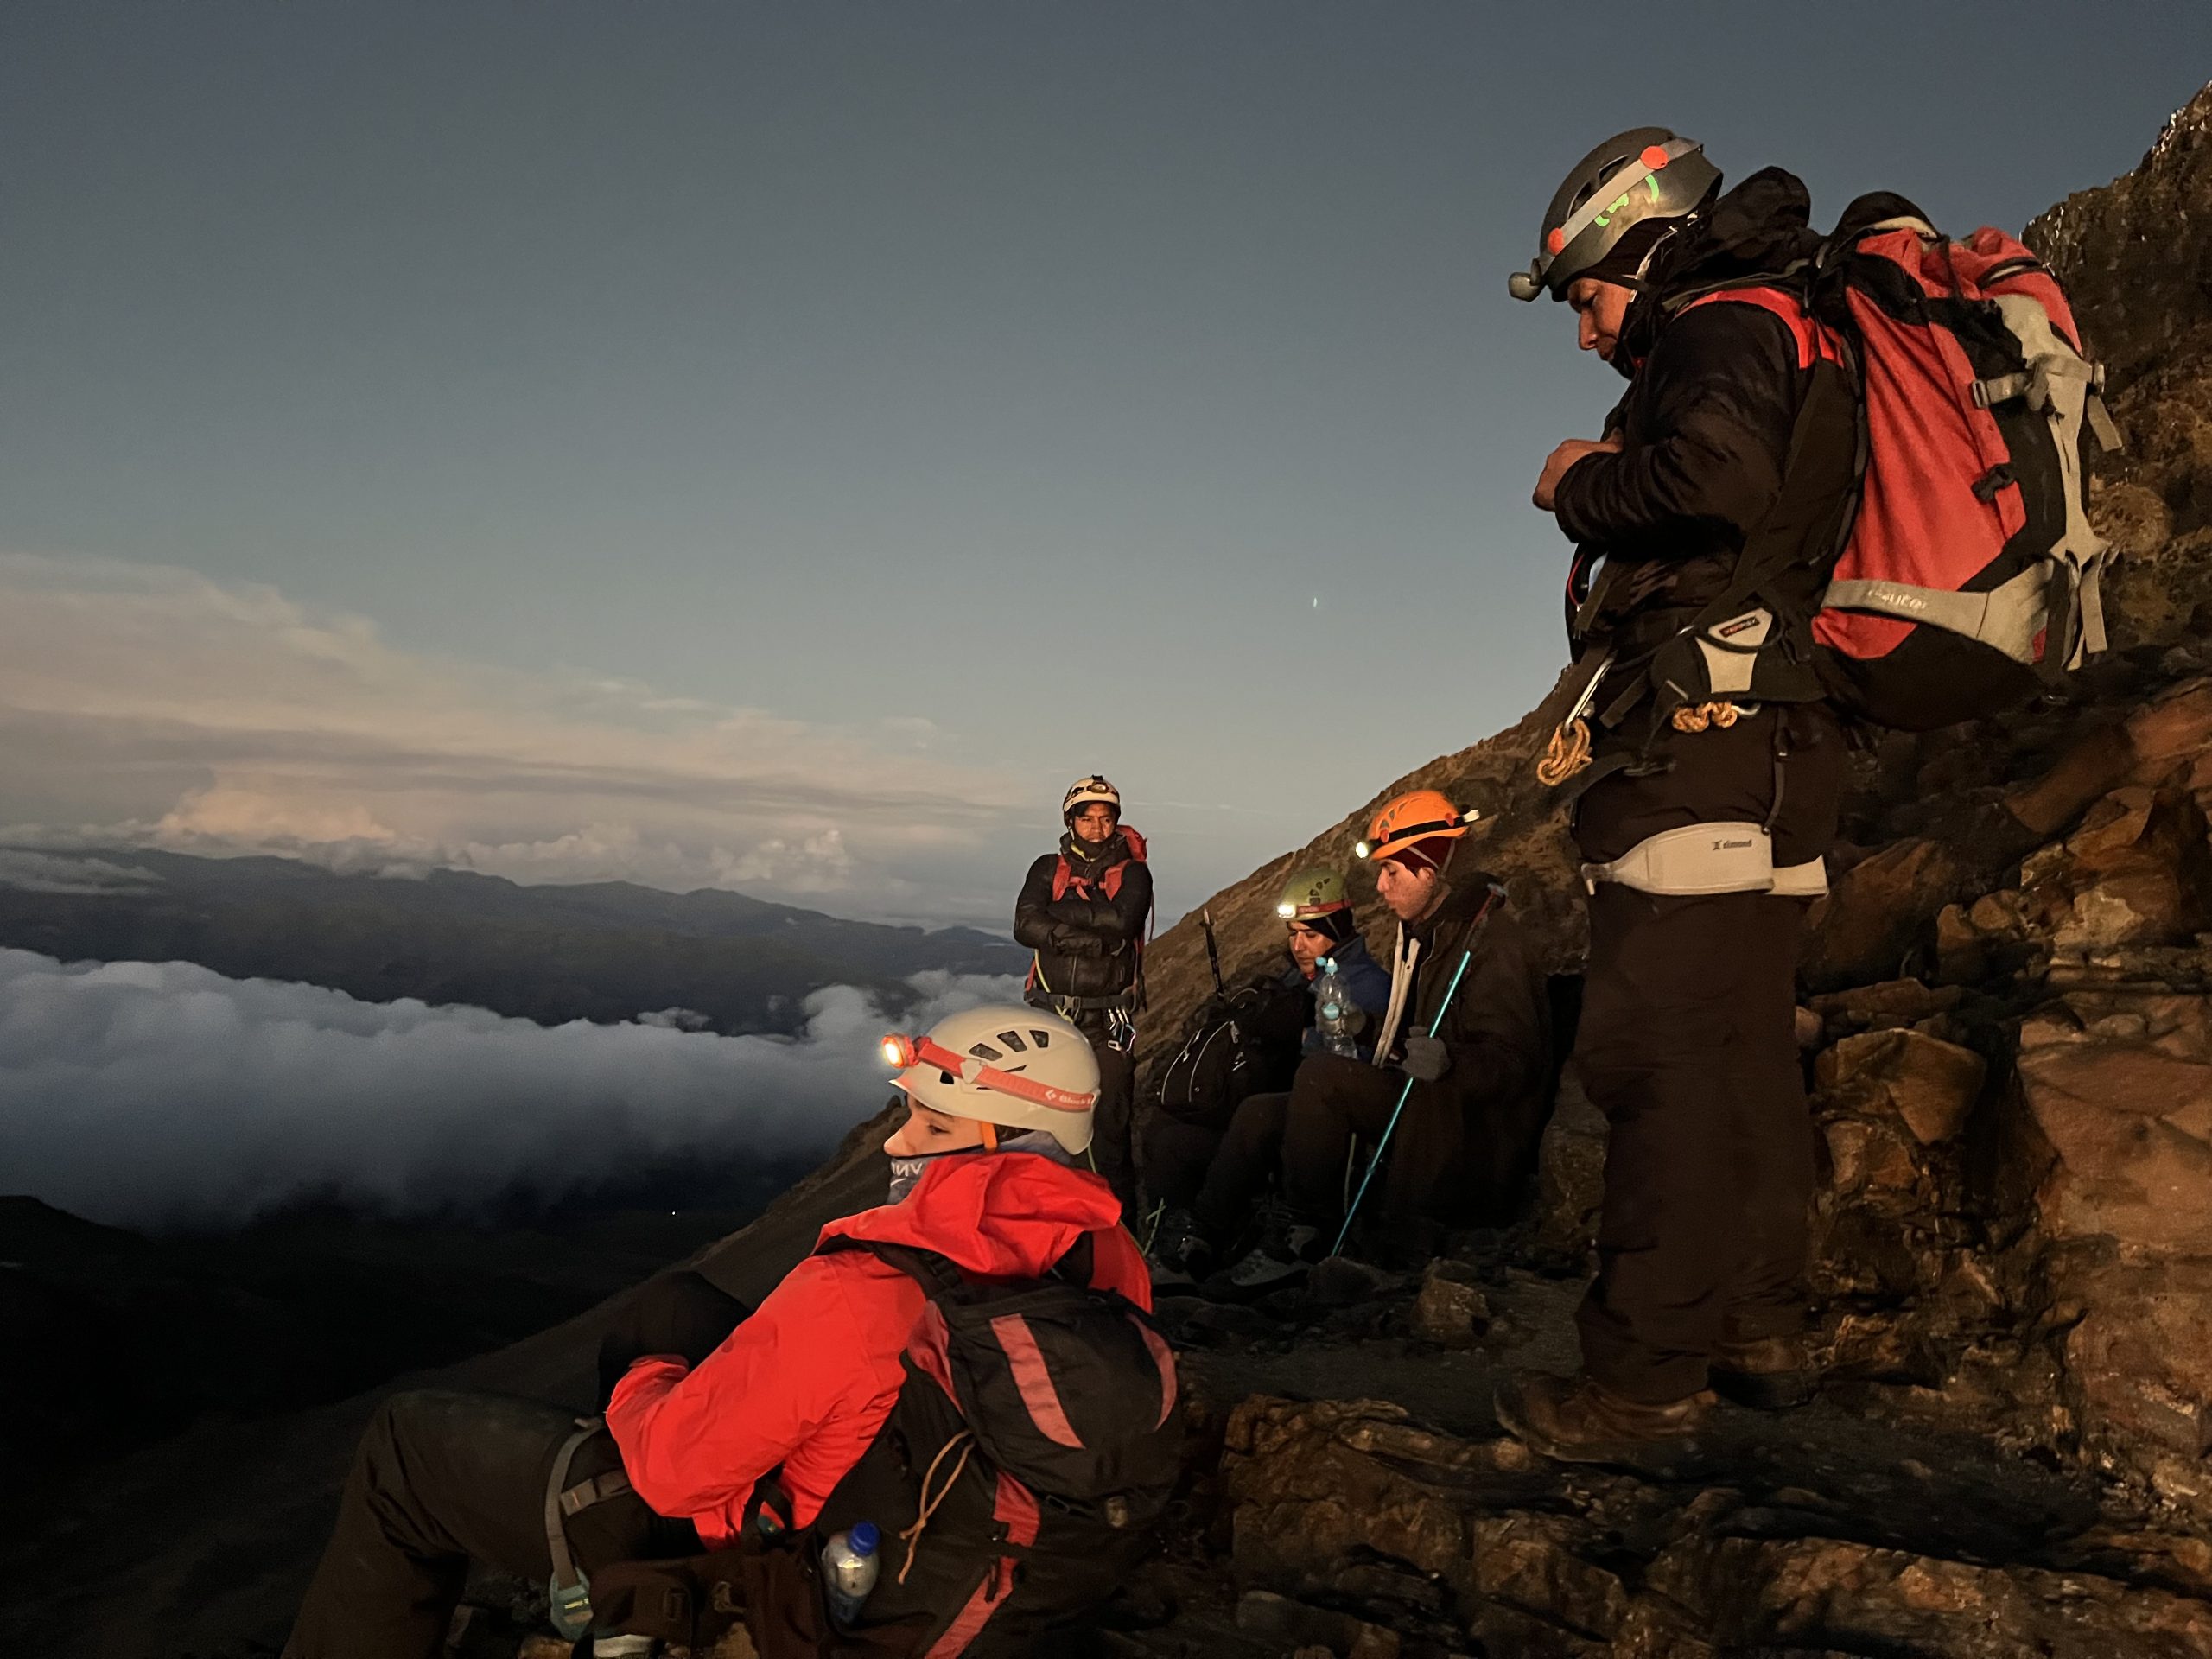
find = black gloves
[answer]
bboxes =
[1397,1030,1450,1083]
[1049,924,1106,957]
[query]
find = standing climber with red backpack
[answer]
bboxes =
[1015,775,1153,1212]
[1497,128,2114,1461]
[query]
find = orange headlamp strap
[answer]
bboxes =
[1376,816,1462,846]
[899,1034,1097,1114]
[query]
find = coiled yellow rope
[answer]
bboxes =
[1669,701,1744,733]
[1535,718,1593,788]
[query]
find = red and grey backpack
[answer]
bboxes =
[798,1235,1183,1656]
[1639,193,2122,733]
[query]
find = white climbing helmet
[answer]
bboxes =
[880,1002,1099,1154]
[1062,775,1121,821]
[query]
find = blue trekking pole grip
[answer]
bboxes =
[1332,946,1476,1258]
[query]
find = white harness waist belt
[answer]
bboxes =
[1580,822,1828,899]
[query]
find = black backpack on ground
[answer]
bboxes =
[1156,979,1308,1130]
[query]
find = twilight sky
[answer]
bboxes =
[3,3,2203,927]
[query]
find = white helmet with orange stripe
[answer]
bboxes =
[879,1003,1099,1154]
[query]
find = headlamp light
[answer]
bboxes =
[880,1033,918,1070]
[1353,840,1371,861]
[1275,901,1296,918]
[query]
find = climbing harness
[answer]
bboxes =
[1579,822,1827,899]
[543,1414,630,1641]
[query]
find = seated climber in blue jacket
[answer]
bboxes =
[1143,867,1390,1287]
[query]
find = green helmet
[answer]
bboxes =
[1275,868,1351,925]
[1508,127,1721,303]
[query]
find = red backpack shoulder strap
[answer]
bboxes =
[1051,854,1075,901]
[1099,825,1145,902]
[1681,285,1832,372]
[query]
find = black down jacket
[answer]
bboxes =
[1014,830,1152,1004]
[1553,168,1854,648]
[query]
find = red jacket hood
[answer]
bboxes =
[817,1151,1122,1280]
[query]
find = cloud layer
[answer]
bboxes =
[0,947,1018,1229]
[0,553,1038,924]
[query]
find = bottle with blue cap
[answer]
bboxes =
[1313,957,1360,1058]
[821,1522,881,1626]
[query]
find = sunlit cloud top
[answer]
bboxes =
[0,552,1035,925]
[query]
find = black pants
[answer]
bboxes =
[1142,1090,1291,1243]
[1279,1054,1442,1225]
[1570,704,1841,1404]
[1082,1024,1139,1215]
[286,1272,747,1659]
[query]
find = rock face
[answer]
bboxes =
[1210,1395,2212,1659]
[2031,85,2212,393]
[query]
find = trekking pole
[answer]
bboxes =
[1332,947,1476,1258]
[1200,908,1226,995]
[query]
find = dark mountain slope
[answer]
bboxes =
[0,846,1022,1031]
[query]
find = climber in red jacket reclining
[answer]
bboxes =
[284,1002,1152,1659]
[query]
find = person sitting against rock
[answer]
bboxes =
[283,1003,1149,1659]
[1014,773,1153,1211]
[1210,791,1554,1295]
[1145,866,1391,1287]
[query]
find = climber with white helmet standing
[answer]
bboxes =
[1014,774,1153,1212]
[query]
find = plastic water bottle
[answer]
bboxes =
[821,1522,881,1627]
[1314,958,1360,1058]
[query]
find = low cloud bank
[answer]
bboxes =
[0,948,1017,1230]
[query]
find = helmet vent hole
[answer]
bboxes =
[1030,1030,1052,1048]
[995,1030,1028,1053]
[967,1042,1004,1062]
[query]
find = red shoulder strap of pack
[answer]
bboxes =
[1057,827,1146,902]
[1103,826,1146,904]
[1681,285,1835,372]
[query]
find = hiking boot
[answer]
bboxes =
[1202,1204,1322,1301]
[1493,1371,1712,1465]
[1710,1331,1818,1410]
[1146,1209,1213,1292]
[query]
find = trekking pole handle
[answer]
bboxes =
[1332,945,1477,1259]
[1201,907,1226,995]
